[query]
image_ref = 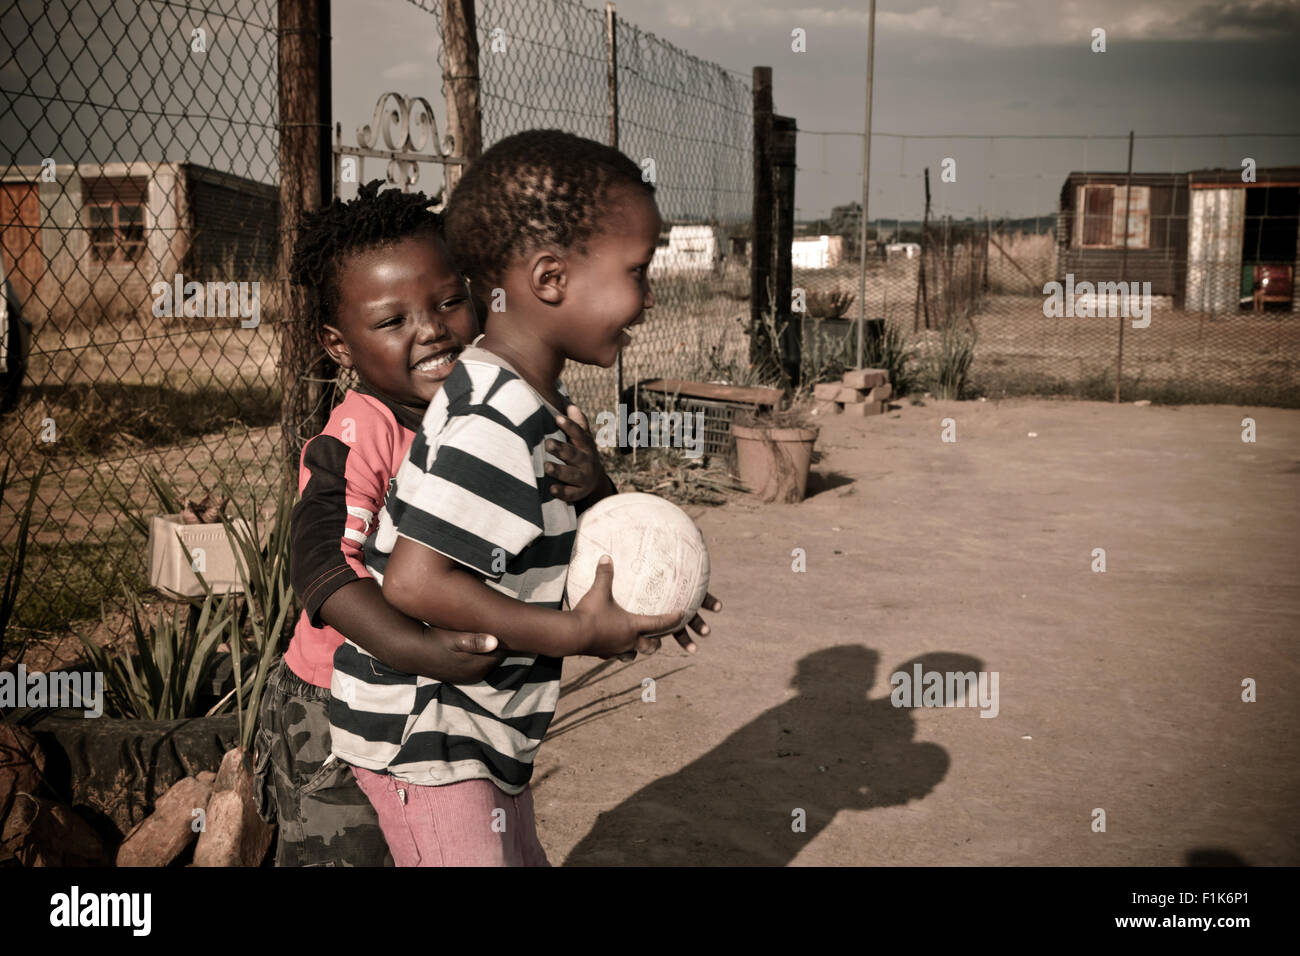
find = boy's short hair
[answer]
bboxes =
[290,179,444,333]
[443,129,655,289]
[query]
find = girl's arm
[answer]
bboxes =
[291,407,501,682]
[318,580,505,683]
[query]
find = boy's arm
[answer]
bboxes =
[382,535,681,659]
[290,417,502,683]
[383,391,682,658]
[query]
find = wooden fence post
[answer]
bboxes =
[442,0,483,197]
[750,66,773,371]
[278,0,333,486]
[772,113,798,386]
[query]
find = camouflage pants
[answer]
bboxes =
[253,659,393,866]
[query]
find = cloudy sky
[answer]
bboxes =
[332,0,1300,220]
[3,0,1295,222]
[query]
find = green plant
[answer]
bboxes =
[75,465,296,737]
[80,586,236,720]
[863,320,920,397]
[805,290,856,319]
[926,321,978,400]
[1,460,46,663]
[797,311,856,392]
[219,479,296,752]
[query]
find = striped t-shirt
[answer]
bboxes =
[329,346,576,794]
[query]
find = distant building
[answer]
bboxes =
[1056,167,1299,312]
[886,242,920,260]
[791,235,843,270]
[0,161,277,316]
[649,224,726,276]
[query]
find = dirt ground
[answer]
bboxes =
[537,397,1300,866]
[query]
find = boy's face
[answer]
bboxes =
[556,186,662,368]
[322,233,478,411]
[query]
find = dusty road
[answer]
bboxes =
[536,397,1300,865]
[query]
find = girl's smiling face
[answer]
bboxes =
[321,232,479,411]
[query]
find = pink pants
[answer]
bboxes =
[352,766,551,867]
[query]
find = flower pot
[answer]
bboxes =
[731,424,819,503]
[147,514,251,598]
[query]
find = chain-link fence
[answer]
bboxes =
[793,132,1300,406]
[1,0,283,662]
[414,0,754,416]
[2,0,759,659]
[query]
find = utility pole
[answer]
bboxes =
[1115,130,1134,403]
[855,0,876,369]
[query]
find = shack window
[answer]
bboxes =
[84,175,147,263]
[1081,185,1113,247]
[1078,184,1150,249]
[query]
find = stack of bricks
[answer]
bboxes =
[811,368,892,416]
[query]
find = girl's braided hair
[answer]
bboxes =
[443,129,655,290]
[289,179,444,332]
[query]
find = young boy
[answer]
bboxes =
[255,181,645,866]
[330,130,719,866]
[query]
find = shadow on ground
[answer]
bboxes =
[563,647,979,866]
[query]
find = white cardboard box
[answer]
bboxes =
[147,514,250,598]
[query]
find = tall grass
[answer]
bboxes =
[863,320,920,397]
[926,321,978,400]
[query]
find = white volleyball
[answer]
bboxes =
[565,492,710,635]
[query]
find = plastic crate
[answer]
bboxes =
[633,380,783,465]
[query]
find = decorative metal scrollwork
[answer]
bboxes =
[356,92,443,156]
[336,92,462,195]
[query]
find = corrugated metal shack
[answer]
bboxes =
[1056,171,1188,305]
[1057,167,1300,313]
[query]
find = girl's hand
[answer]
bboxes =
[545,405,609,502]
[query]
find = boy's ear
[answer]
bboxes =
[528,252,567,305]
[319,324,354,368]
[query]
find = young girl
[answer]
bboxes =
[329,130,721,866]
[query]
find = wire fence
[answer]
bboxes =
[1,0,757,660]
[415,0,754,415]
[4,0,1299,666]
[791,131,1300,406]
[1,0,284,660]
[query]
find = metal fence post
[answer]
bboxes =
[1115,129,1134,403]
[606,2,622,415]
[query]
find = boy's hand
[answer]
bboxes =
[608,592,722,661]
[571,556,684,659]
[629,592,723,658]
[545,405,609,502]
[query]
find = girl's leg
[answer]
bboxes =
[253,659,393,867]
